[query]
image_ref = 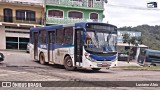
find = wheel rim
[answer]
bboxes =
[66,59,72,67]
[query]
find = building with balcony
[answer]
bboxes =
[45,0,105,25]
[0,0,44,50]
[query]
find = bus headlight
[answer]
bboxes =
[85,53,96,62]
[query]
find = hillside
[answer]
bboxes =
[119,25,160,50]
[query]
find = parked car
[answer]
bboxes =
[26,43,30,53]
[118,53,129,61]
[0,52,4,62]
[138,49,160,66]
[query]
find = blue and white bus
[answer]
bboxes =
[29,22,118,71]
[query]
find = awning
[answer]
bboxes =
[117,43,148,47]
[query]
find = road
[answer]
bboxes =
[0,51,160,90]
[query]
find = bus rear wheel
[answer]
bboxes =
[39,53,45,65]
[92,68,101,71]
[64,56,76,71]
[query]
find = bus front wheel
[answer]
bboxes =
[64,56,76,71]
[39,53,45,65]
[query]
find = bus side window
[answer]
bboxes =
[39,30,47,44]
[64,27,73,44]
[49,32,55,44]
[56,28,64,44]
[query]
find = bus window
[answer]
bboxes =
[64,27,73,44]
[39,30,46,44]
[56,28,64,44]
[49,32,55,44]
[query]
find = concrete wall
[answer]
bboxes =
[0,25,6,49]
[6,33,29,38]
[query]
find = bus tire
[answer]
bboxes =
[64,56,76,71]
[92,68,101,71]
[39,53,45,65]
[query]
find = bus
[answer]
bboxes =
[138,49,160,66]
[29,22,118,71]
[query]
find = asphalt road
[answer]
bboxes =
[0,51,160,90]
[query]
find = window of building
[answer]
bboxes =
[39,30,46,44]
[64,27,73,44]
[16,10,35,21]
[48,10,63,18]
[56,28,64,44]
[68,11,83,19]
[26,10,35,21]
[3,8,13,22]
[90,13,98,21]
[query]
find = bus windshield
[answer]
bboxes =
[85,31,117,53]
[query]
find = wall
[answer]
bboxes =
[0,25,5,49]
[0,4,44,20]
[46,6,103,24]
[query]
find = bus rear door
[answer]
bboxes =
[48,31,55,64]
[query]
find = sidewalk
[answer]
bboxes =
[116,61,140,67]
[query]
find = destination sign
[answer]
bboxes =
[86,24,116,31]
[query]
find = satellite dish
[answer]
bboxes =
[104,0,108,3]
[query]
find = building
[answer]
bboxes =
[45,0,106,25]
[117,31,148,60]
[0,0,44,50]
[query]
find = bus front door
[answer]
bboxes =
[48,31,55,64]
[33,32,38,59]
[74,29,83,66]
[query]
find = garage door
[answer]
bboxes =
[6,37,29,50]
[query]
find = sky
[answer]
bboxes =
[11,0,160,27]
[103,0,160,27]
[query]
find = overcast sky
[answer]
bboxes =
[103,0,160,27]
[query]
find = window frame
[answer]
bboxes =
[48,9,64,19]
[68,10,83,19]
[89,12,99,21]
[16,10,36,21]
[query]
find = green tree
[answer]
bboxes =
[122,33,142,63]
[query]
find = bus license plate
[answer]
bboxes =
[102,63,109,67]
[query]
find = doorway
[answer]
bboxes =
[4,8,13,22]
[48,31,55,63]
[74,29,83,66]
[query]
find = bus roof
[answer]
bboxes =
[145,49,160,53]
[30,22,117,31]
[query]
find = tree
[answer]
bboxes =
[122,33,141,63]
